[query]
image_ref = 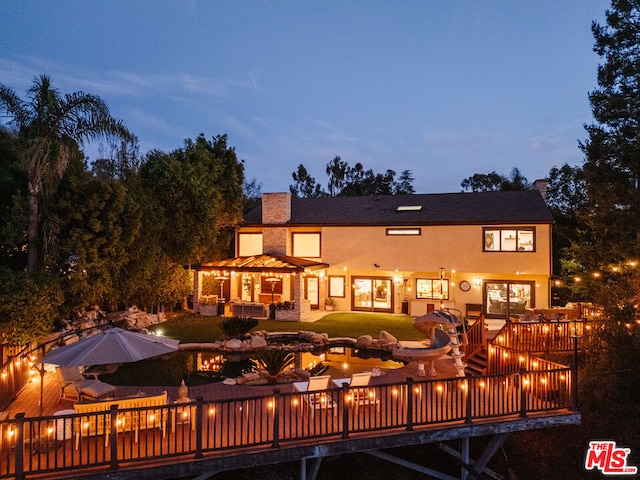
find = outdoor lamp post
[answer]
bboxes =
[266,277,280,319]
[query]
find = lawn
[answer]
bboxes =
[149,312,426,343]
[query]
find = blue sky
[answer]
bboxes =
[1,1,609,194]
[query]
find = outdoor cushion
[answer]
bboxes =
[80,381,116,400]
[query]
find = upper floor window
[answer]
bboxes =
[483,227,535,252]
[238,233,263,256]
[292,232,321,258]
[386,228,421,236]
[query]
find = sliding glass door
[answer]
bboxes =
[485,281,534,318]
[352,277,394,313]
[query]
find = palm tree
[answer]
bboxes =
[0,74,132,272]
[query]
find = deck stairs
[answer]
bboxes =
[465,346,488,376]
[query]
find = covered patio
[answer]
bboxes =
[190,254,329,321]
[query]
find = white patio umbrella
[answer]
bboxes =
[41,327,179,367]
[36,327,179,416]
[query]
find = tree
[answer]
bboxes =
[568,0,640,317]
[289,164,324,198]
[0,75,131,273]
[460,167,532,192]
[140,134,245,265]
[51,155,141,313]
[292,157,414,197]
[0,268,64,345]
[394,170,415,195]
[326,156,348,196]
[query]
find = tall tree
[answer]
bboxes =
[289,164,324,198]
[140,134,244,265]
[0,75,131,273]
[578,0,640,265]
[325,156,348,197]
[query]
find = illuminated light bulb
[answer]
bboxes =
[209,408,215,415]
[479,381,485,388]
[414,387,420,394]
[436,385,443,393]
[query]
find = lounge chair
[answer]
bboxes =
[332,372,379,411]
[55,366,116,402]
[292,374,336,417]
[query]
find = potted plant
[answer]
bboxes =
[325,297,336,311]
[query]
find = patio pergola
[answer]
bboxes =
[189,254,329,320]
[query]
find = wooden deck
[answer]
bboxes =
[4,358,459,419]
[0,356,580,480]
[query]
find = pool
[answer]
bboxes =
[101,346,405,387]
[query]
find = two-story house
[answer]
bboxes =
[191,189,554,321]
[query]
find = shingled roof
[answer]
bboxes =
[243,190,553,226]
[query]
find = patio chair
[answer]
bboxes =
[292,374,336,417]
[55,366,116,402]
[332,372,379,411]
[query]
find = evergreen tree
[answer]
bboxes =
[569,0,640,315]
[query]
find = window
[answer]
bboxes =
[238,233,262,256]
[386,228,421,236]
[292,232,321,257]
[483,227,535,252]
[328,276,346,297]
[416,278,449,300]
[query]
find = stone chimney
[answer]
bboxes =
[534,179,548,201]
[261,193,291,255]
[262,192,292,224]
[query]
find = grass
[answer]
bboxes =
[149,312,425,343]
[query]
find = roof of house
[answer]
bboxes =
[192,254,329,273]
[243,191,554,226]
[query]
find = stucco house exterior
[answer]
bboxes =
[191,189,554,321]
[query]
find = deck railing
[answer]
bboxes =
[491,319,598,353]
[0,368,575,480]
[0,347,32,412]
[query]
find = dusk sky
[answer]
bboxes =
[1,1,609,194]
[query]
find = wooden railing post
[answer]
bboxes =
[13,413,25,480]
[195,396,204,458]
[518,368,527,418]
[570,362,578,411]
[109,405,119,470]
[341,383,350,439]
[405,377,414,431]
[464,374,472,424]
[271,389,280,448]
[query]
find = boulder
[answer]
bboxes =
[250,335,268,349]
[225,338,243,350]
[379,330,398,344]
[356,335,373,348]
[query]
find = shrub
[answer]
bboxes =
[216,316,259,339]
[253,348,295,382]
